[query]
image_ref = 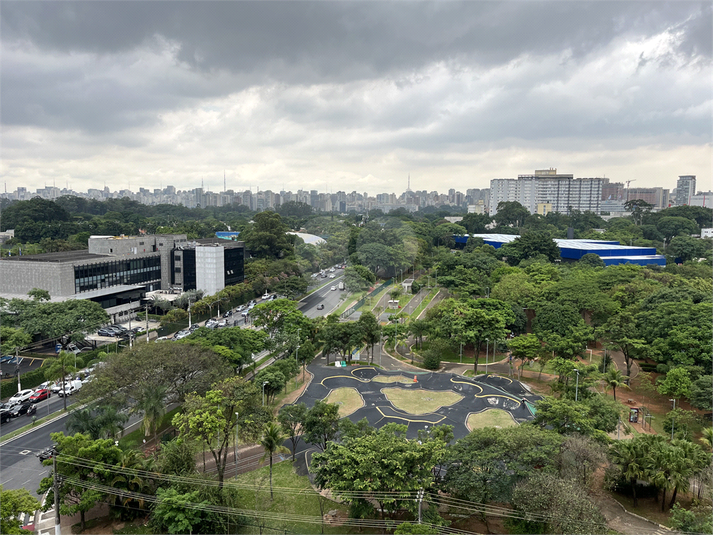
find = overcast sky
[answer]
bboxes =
[1,1,710,196]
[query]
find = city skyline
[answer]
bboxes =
[1,2,710,193]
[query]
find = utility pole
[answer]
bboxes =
[16,348,21,392]
[296,328,301,364]
[53,453,61,535]
[234,412,239,477]
[145,303,150,343]
[128,303,133,349]
[417,488,424,524]
[485,339,489,376]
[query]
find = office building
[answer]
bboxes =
[0,234,245,323]
[675,175,696,206]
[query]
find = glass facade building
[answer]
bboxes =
[74,257,162,294]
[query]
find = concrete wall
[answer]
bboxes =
[0,261,76,297]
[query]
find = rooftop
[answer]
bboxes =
[1,250,108,263]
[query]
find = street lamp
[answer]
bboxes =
[587,349,593,362]
[574,369,580,402]
[295,328,301,364]
[485,287,490,298]
[417,488,425,524]
[485,339,489,376]
[670,399,676,440]
[262,381,269,406]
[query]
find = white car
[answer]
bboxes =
[329,274,336,279]
[8,389,35,405]
[218,319,227,328]
[329,267,335,272]
[331,286,337,291]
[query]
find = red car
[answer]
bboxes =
[29,389,51,403]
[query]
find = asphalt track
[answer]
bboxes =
[290,364,542,477]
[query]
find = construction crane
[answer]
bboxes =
[625,179,636,202]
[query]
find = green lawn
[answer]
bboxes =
[332,291,365,316]
[233,461,353,534]
[409,288,439,318]
[467,409,518,430]
[415,340,490,364]
[324,387,363,417]
[382,387,463,414]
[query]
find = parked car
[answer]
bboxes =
[329,267,336,272]
[97,328,116,337]
[330,286,337,291]
[317,304,325,310]
[173,330,191,340]
[218,319,227,328]
[111,324,129,333]
[29,389,51,403]
[8,389,34,405]
[131,326,146,334]
[329,274,336,279]
[188,324,200,332]
[0,355,18,364]
[223,310,233,318]
[10,401,36,418]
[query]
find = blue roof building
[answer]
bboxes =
[453,234,666,267]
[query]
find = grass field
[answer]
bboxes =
[324,387,364,417]
[382,388,463,414]
[467,409,518,430]
[414,340,491,365]
[371,375,414,384]
[233,461,352,534]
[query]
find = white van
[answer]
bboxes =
[58,379,83,397]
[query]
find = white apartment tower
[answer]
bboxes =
[489,169,603,216]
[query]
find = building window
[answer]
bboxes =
[175,267,181,273]
[174,255,181,262]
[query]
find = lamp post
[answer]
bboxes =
[485,287,490,298]
[574,369,580,402]
[262,381,269,406]
[670,399,676,440]
[295,328,301,364]
[587,349,593,362]
[459,342,463,364]
[417,488,425,524]
[234,412,239,477]
[485,339,489,376]
[379,329,382,367]
[145,303,150,343]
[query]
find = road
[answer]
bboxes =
[0,394,77,438]
[298,269,346,319]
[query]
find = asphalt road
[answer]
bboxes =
[0,355,45,378]
[299,270,346,319]
[0,394,77,438]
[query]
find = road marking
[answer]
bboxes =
[19,450,32,455]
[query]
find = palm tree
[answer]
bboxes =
[611,439,644,507]
[95,405,129,439]
[43,351,77,411]
[134,385,167,443]
[260,421,289,499]
[603,368,630,401]
[67,407,101,439]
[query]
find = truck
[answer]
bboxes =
[338,281,345,291]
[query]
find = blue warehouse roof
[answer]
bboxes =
[454,234,666,267]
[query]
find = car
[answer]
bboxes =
[10,401,36,418]
[236,305,245,312]
[218,319,227,328]
[329,274,336,279]
[188,323,200,332]
[317,304,325,310]
[111,325,129,333]
[330,286,337,291]
[0,355,18,364]
[223,310,233,318]
[58,380,82,397]
[8,389,34,405]
[173,330,191,340]
[155,336,172,342]
[0,408,12,424]
[130,326,146,334]
[29,389,51,403]
[97,328,116,337]
[37,447,54,461]
[329,267,335,272]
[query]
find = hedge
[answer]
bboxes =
[1,367,48,400]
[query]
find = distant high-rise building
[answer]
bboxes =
[489,169,603,215]
[626,187,669,209]
[675,175,696,205]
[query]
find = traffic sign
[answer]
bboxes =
[55,344,62,354]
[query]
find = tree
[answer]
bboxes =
[690,375,713,410]
[442,426,562,504]
[394,522,439,534]
[603,368,630,401]
[134,385,168,442]
[499,231,561,265]
[657,367,692,401]
[344,265,376,292]
[657,216,698,242]
[624,199,653,225]
[611,439,645,507]
[512,473,606,534]
[533,397,596,436]
[668,235,710,262]
[670,503,713,534]
[38,433,123,531]
[508,334,544,379]
[1,486,41,535]
[494,201,529,228]
[409,319,429,350]
[313,423,451,519]
[302,400,341,451]
[239,211,294,259]
[172,376,269,487]
[598,311,646,379]
[16,299,108,342]
[0,326,31,356]
[156,438,196,476]
[260,421,290,499]
[579,253,605,268]
[278,403,307,461]
[152,488,210,535]
[357,312,380,363]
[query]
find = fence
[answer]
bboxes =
[340,278,393,320]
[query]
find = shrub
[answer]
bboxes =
[423,349,441,370]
